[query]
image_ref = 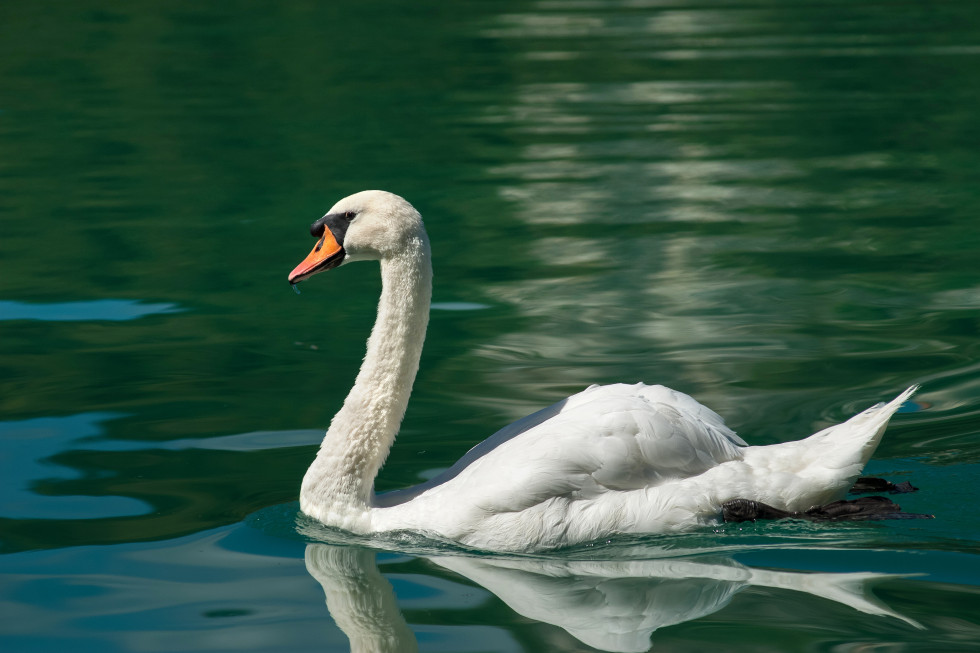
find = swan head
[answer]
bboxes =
[288,190,425,284]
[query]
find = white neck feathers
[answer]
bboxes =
[300,235,432,524]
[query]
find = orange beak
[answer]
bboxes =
[288,227,345,284]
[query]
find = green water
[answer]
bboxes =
[2,1,979,651]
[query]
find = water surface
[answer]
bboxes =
[1,1,979,651]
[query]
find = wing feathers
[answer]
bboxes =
[445,384,744,515]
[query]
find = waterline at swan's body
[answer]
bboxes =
[288,190,919,552]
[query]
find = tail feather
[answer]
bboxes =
[743,386,920,511]
[808,385,918,473]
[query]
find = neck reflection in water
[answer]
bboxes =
[304,543,919,653]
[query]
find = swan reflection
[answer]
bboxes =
[305,545,418,653]
[305,543,918,653]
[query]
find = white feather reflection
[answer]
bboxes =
[305,546,417,653]
[305,544,918,653]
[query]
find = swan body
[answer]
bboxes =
[289,190,916,552]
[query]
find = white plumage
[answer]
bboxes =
[288,190,915,552]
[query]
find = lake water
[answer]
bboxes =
[2,1,979,651]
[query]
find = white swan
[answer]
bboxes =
[288,190,918,552]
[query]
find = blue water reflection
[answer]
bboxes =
[0,413,149,519]
[0,300,183,322]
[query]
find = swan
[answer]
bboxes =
[288,190,920,552]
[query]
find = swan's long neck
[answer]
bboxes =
[301,235,432,524]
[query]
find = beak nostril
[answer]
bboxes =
[310,217,327,238]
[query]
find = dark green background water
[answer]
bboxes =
[2,1,979,651]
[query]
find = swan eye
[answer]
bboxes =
[343,211,357,221]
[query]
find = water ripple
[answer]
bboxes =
[0,299,184,322]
